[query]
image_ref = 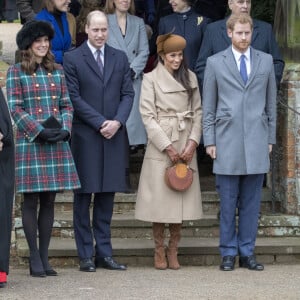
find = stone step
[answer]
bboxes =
[51,188,277,215]
[15,213,300,239]
[15,236,300,267]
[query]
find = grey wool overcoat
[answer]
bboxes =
[202,47,277,175]
[135,63,203,223]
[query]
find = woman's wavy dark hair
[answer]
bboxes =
[20,47,57,75]
[158,55,193,99]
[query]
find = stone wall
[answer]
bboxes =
[275,63,300,214]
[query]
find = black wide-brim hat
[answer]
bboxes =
[16,20,55,50]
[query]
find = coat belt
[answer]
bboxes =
[157,110,194,142]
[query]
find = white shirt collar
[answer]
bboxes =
[231,46,251,62]
[87,40,105,58]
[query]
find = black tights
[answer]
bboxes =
[22,192,56,272]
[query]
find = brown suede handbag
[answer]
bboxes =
[165,162,193,192]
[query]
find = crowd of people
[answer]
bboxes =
[0,0,284,288]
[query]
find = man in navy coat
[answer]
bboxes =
[195,0,285,91]
[64,10,134,272]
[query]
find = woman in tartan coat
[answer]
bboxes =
[6,20,80,277]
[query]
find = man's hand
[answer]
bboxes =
[165,144,180,163]
[206,145,216,159]
[100,120,121,139]
[180,139,198,164]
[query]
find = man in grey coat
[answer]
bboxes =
[202,13,277,271]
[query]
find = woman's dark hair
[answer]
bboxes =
[158,55,193,99]
[20,47,57,75]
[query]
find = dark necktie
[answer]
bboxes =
[240,54,248,84]
[96,49,104,75]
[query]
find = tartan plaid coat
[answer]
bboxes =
[6,63,81,193]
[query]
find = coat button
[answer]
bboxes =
[35,84,39,87]
[53,108,57,112]
[38,109,42,113]
[36,96,41,100]
[52,96,57,100]
[51,83,55,87]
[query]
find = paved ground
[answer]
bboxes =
[0,22,21,65]
[1,264,300,299]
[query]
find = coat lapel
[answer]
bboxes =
[81,42,103,80]
[223,47,245,87]
[246,48,261,87]
[109,14,129,57]
[103,45,115,85]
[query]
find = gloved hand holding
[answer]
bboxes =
[47,130,69,143]
[180,139,198,164]
[165,144,180,163]
[38,128,61,141]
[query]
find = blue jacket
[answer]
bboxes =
[159,8,211,71]
[35,9,71,64]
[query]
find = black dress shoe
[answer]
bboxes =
[45,269,58,276]
[95,257,127,270]
[239,255,264,271]
[0,282,6,288]
[79,258,96,272]
[220,256,235,271]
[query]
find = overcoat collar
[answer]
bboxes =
[80,42,115,84]
[222,46,261,88]
[154,62,198,93]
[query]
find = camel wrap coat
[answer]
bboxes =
[135,62,203,223]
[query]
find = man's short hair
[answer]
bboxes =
[226,13,253,31]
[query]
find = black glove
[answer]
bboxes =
[38,128,61,141]
[47,130,69,143]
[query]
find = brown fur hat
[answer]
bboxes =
[156,33,186,55]
[16,20,55,50]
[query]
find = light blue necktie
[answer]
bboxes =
[240,54,248,84]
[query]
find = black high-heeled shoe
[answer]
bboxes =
[45,269,58,276]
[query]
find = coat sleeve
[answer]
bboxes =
[6,65,44,142]
[57,68,74,134]
[139,74,172,152]
[188,73,202,144]
[265,56,277,144]
[202,57,218,147]
[113,53,135,126]
[194,24,214,92]
[130,18,149,77]
[16,0,37,22]
[63,52,107,131]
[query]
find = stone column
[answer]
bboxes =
[273,1,300,214]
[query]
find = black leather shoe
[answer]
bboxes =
[239,255,264,271]
[95,257,127,270]
[45,269,58,276]
[220,256,235,271]
[79,258,96,272]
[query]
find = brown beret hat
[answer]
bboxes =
[156,33,186,55]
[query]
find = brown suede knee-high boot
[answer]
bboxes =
[167,223,182,270]
[152,223,167,270]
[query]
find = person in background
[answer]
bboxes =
[64,10,134,272]
[195,0,284,91]
[158,0,210,72]
[75,0,102,47]
[6,20,81,277]
[202,13,277,272]
[35,0,73,64]
[105,0,149,154]
[135,33,202,270]
[0,87,15,288]
[16,0,43,24]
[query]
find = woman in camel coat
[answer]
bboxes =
[135,33,202,270]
